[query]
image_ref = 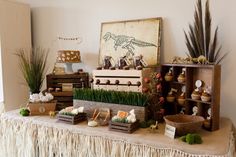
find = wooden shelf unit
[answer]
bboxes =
[46,73,89,110]
[161,63,221,131]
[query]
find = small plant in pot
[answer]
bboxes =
[16,48,56,115]
[16,47,49,95]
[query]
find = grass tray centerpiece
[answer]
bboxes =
[73,88,149,121]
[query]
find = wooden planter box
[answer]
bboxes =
[57,113,87,124]
[109,120,140,133]
[28,100,57,115]
[73,100,147,121]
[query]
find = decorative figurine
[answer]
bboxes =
[166,88,177,102]
[192,106,198,116]
[207,108,211,120]
[164,67,173,81]
[118,55,131,69]
[177,86,186,105]
[191,80,203,100]
[149,121,158,130]
[204,108,212,129]
[133,55,148,69]
[103,56,115,69]
[180,107,185,114]
[177,68,186,83]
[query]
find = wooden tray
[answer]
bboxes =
[57,113,87,124]
[109,120,140,133]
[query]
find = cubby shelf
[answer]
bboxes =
[186,98,212,105]
[161,63,221,131]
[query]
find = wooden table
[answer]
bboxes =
[0,110,235,157]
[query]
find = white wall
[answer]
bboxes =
[16,0,236,126]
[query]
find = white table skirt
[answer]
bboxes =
[0,110,235,157]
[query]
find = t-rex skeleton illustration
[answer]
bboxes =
[103,32,157,56]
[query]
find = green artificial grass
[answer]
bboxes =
[73,88,149,107]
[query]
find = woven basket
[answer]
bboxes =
[164,114,204,136]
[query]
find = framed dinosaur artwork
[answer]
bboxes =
[99,17,162,68]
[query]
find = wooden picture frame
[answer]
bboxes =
[99,17,162,68]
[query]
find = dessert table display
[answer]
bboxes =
[0,110,234,157]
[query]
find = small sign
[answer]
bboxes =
[164,124,176,139]
[62,83,73,92]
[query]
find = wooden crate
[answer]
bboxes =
[46,73,89,110]
[28,100,57,115]
[57,113,87,124]
[109,120,140,133]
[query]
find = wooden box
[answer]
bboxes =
[57,113,87,124]
[46,73,89,110]
[28,100,57,115]
[109,120,140,133]
[161,64,221,131]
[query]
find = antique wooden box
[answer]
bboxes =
[28,100,57,115]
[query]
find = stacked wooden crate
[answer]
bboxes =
[46,73,89,110]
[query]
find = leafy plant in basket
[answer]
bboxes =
[184,0,227,64]
[16,47,49,94]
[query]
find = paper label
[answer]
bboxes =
[164,124,176,139]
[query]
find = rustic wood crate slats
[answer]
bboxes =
[46,73,89,110]
[109,120,140,133]
[57,113,87,124]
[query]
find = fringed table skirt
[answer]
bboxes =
[0,110,235,157]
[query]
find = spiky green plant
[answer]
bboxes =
[16,48,49,93]
[184,0,226,64]
[73,88,149,107]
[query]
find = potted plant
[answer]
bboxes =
[16,48,56,115]
[16,47,48,94]
[184,0,227,64]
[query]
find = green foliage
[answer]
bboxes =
[186,134,195,144]
[180,133,203,144]
[19,108,30,116]
[180,135,186,142]
[73,88,149,107]
[193,134,203,144]
[112,117,128,123]
[140,119,156,128]
[60,112,77,116]
[16,48,49,93]
[184,0,227,64]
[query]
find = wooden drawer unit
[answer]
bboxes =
[46,73,89,110]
